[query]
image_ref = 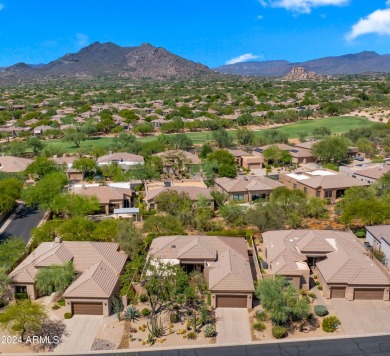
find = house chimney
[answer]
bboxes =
[54,236,62,244]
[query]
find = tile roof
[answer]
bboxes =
[97,152,144,164]
[71,186,132,204]
[366,225,390,245]
[0,156,33,173]
[9,241,127,298]
[155,150,200,165]
[149,235,254,292]
[215,176,283,193]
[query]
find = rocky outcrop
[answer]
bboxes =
[280,66,332,81]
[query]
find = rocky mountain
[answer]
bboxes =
[280,66,332,81]
[215,51,390,77]
[0,42,213,84]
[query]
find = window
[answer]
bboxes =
[233,194,245,202]
[293,184,297,189]
[325,191,332,198]
[303,187,307,194]
[316,190,320,197]
[15,286,27,294]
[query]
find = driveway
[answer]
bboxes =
[215,308,251,345]
[329,299,390,335]
[54,315,103,354]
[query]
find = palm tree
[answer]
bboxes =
[35,261,75,296]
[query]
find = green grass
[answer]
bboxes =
[45,116,373,152]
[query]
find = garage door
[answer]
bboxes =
[72,302,103,315]
[216,295,247,308]
[354,289,384,300]
[249,163,261,170]
[331,287,346,298]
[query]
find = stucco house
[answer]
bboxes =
[0,155,33,173]
[214,176,283,203]
[263,230,390,300]
[148,235,256,308]
[97,152,144,170]
[9,239,128,316]
[366,225,390,267]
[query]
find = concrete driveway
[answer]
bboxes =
[54,315,103,354]
[215,308,251,345]
[330,299,390,335]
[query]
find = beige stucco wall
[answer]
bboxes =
[13,283,37,300]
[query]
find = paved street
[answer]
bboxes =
[54,315,103,354]
[215,308,251,345]
[0,204,45,243]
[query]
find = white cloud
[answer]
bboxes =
[226,53,260,65]
[75,33,89,47]
[0,4,4,11]
[259,0,348,14]
[257,14,264,19]
[347,8,390,40]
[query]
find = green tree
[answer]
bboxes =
[81,121,98,139]
[0,268,12,303]
[143,214,185,237]
[375,172,390,197]
[312,136,350,164]
[236,127,255,146]
[115,220,143,259]
[220,204,245,226]
[25,157,57,180]
[255,276,310,325]
[35,261,75,295]
[133,122,154,136]
[30,220,64,249]
[246,203,284,232]
[0,237,26,271]
[93,219,119,242]
[0,300,47,340]
[212,128,233,148]
[207,149,235,166]
[199,143,213,159]
[340,199,390,226]
[57,217,96,241]
[218,163,237,178]
[50,193,100,218]
[7,141,27,156]
[0,178,23,213]
[23,172,68,210]
[26,137,46,155]
[154,191,193,224]
[63,128,86,148]
[127,164,159,183]
[72,157,97,178]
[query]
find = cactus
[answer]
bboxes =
[147,316,165,338]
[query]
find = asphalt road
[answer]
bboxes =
[0,204,45,243]
[87,335,390,356]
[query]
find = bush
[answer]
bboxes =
[205,229,253,237]
[187,332,197,340]
[52,304,60,310]
[139,294,148,303]
[253,321,266,331]
[170,313,179,323]
[313,275,318,280]
[317,285,323,290]
[315,281,320,286]
[255,310,267,321]
[57,298,66,306]
[141,308,151,317]
[272,326,287,339]
[14,292,28,300]
[64,312,73,319]
[322,316,341,333]
[314,305,328,317]
[204,325,217,338]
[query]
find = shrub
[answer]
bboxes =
[308,292,317,299]
[52,304,60,310]
[205,229,253,237]
[322,316,341,333]
[313,275,318,280]
[314,305,328,317]
[187,332,197,340]
[124,306,141,322]
[170,313,179,323]
[57,298,66,306]
[255,310,267,321]
[272,326,287,339]
[64,312,73,319]
[253,321,266,331]
[139,294,148,303]
[141,308,151,317]
[204,325,217,337]
[317,285,323,290]
[15,292,28,300]
[315,281,320,286]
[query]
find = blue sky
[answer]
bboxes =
[1,0,390,67]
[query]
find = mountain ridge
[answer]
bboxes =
[215,51,390,76]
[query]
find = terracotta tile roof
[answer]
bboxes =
[0,156,33,173]
[9,241,127,299]
[97,152,144,164]
[72,186,132,204]
[264,229,390,286]
[215,176,283,193]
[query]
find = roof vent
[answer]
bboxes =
[171,244,176,249]
[164,181,172,187]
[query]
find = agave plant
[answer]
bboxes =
[123,306,141,322]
